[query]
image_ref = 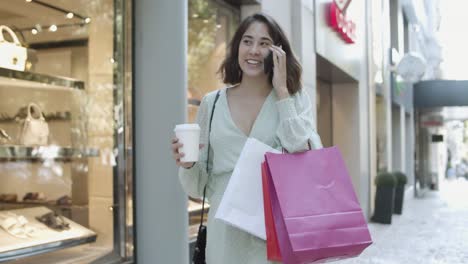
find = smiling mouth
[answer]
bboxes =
[246,59,262,65]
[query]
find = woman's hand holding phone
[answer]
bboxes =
[269,45,289,99]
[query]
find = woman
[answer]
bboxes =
[171,13,322,263]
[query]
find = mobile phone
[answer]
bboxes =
[264,51,274,74]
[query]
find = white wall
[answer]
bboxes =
[135,0,189,263]
[290,0,318,123]
[264,0,318,126]
[332,83,361,201]
[261,0,292,38]
[315,0,365,80]
[317,80,332,147]
[358,2,371,215]
[314,0,371,215]
[383,0,393,171]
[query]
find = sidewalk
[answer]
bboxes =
[340,178,468,264]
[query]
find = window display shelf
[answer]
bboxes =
[0,206,97,262]
[0,145,99,161]
[0,68,84,90]
[0,112,71,123]
[0,201,80,210]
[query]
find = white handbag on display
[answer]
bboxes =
[0,25,27,71]
[18,103,49,146]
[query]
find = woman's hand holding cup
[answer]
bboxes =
[172,124,203,169]
[171,137,199,168]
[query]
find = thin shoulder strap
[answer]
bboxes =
[199,90,221,227]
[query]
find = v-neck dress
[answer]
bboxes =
[179,87,323,264]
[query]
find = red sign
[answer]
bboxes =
[328,0,356,44]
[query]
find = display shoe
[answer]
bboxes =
[0,212,42,238]
[56,195,72,206]
[23,192,46,202]
[0,213,27,239]
[36,212,70,231]
[0,194,18,202]
[23,192,36,201]
[23,223,42,238]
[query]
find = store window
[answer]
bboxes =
[0,0,133,263]
[187,0,239,241]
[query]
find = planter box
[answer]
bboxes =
[371,186,395,224]
[393,185,405,214]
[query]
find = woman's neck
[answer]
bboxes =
[237,75,272,96]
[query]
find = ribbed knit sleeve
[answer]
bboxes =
[275,89,323,152]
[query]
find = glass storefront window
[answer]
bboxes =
[187,0,239,240]
[0,0,133,262]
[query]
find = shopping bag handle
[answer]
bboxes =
[0,25,21,46]
[281,139,312,154]
[26,103,45,121]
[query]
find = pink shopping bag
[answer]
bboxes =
[261,162,281,261]
[262,146,372,264]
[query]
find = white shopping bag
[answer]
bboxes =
[215,137,280,240]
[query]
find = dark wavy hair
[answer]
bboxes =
[218,13,302,94]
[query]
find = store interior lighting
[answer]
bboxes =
[48,25,57,32]
[19,0,90,35]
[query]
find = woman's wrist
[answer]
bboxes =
[275,87,289,100]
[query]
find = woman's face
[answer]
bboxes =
[238,21,273,78]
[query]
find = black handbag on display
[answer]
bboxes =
[192,90,220,264]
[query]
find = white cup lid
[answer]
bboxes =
[174,123,200,132]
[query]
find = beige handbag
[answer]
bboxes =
[18,103,49,146]
[0,25,27,71]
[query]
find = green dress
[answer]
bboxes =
[179,87,323,264]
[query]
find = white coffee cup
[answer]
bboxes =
[174,124,201,162]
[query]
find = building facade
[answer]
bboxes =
[135,0,373,263]
[0,0,444,263]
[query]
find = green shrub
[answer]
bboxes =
[375,172,397,187]
[393,171,408,185]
